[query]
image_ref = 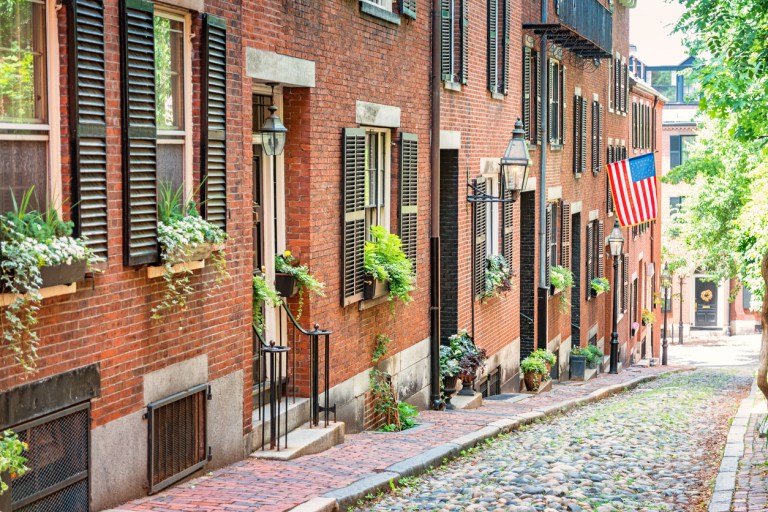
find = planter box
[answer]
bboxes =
[1,260,87,293]
[363,274,389,300]
[570,355,587,380]
[275,273,298,297]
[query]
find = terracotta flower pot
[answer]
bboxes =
[523,372,543,392]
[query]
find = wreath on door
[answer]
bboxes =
[700,289,713,302]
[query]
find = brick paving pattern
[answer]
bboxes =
[733,410,768,511]
[117,366,673,512]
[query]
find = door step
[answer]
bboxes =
[250,421,345,461]
[251,397,310,451]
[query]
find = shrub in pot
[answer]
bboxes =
[274,250,325,319]
[363,225,415,310]
[530,348,557,374]
[440,330,487,401]
[521,355,548,392]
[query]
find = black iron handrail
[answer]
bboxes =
[521,313,534,324]
[252,322,289,451]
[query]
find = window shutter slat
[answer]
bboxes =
[606,165,614,214]
[202,15,227,231]
[560,65,566,145]
[591,101,598,173]
[502,0,510,94]
[598,104,604,171]
[474,179,487,298]
[401,0,417,19]
[487,0,498,93]
[573,95,581,174]
[523,47,531,140]
[548,62,555,143]
[597,220,605,278]
[545,204,552,288]
[561,202,571,271]
[535,50,541,144]
[461,0,469,85]
[440,0,451,80]
[342,128,366,304]
[399,133,418,271]
[580,98,587,174]
[622,253,629,312]
[585,222,593,300]
[502,188,514,264]
[120,0,158,266]
[69,0,109,261]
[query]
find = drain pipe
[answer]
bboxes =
[536,0,549,350]
[429,0,443,410]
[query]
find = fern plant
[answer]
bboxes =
[363,225,415,310]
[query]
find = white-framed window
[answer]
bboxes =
[0,0,60,213]
[154,7,192,200]
[364,127,391,238]
[483,174,500,255]
[362,0,392,8]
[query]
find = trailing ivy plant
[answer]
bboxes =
[152,182,229,320]
[481,254,513,302]
[363,225,415,311]
[550,265,574,312]
[0,188,100,371]
[0,430,28,495]
[274,250,325,319]
[369,334,418,432]
[590,277,610,295]
[252,274,282,335]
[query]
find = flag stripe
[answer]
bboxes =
[607,154,658,227]
[618,161,637,225]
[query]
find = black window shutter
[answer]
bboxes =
[597,220,605,278]
[461,0,469,85]
[502,0,510,94]
[621,145,627,160]
[120,0,158,267]
[561,202,571,271]
[400,133,418,271]
[606,166,614,214]
[202,15,227,230]
[585,221,593,300]
[502,188,514,265]
[632,102,637,147]
[523,47,532,140]
[69,0,108,261]
[622,253,629,312]
[440,0,451,81]
[573,95,581,174]
[548,62,555,143]
[401,0,417,19]
[652,108,657,151]
[474,179,487,298]
[545,203,552,288]
[591,101,598,173]
[342,128,367,305]
[580,97,587,174]
[535,50,541,144]
[560,65,566,145]
[598,104,604,171]
[487,0,498,93]
[623,63,628,112]
[614,58,620,111]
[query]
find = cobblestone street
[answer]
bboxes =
[356,370,751,512]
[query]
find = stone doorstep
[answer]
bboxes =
[251,397,310,451]
[570,367,598,382]
[251,421,345,461]
[451,391,483,410]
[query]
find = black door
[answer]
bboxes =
[695,278,718,326]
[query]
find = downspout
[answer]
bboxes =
[429,0,443,409]
[536,0,549,350]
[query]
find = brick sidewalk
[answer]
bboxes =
[730,389,768,512]
[115,366,677,512]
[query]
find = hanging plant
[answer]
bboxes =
[0,188,101,371]
[151,183,229,320]
[641,308,656,325]
[590,277,610,295]
[550,265,574,312]
[274,250,325,319]
[252,274,282,335]
[363,225,415,311]
[481,254,513,302]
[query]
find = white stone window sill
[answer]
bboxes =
[444,81,462,92]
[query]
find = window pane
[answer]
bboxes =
[0,139,47,212]
[157,143,184,197]
[154,15,184,130]
[0,0,47,123]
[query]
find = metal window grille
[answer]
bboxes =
[8,403,90,512]
[146,384,211,494]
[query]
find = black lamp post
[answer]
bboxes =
[678,275,684,344]
[661,263,672,365]
[260,84,287,254]
[608,219,624,374]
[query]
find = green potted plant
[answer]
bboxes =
[439,345,461,408]
[274,250,325,319]
[363,225,415,307]
[152,183,229,320]
[481,254,513,302]
[530,348,556,374]
[440,330,486,404]
[521,355,548,392]
[550,265,574,311]
[585,344,604,369]
[252,274,282,335]
[641,308,656,326]
[0,430,28,495]
[590,277,610,296]
[0,188,101,371]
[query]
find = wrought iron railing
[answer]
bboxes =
[557,0,613,55]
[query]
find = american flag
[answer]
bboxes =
[607,153,658,227]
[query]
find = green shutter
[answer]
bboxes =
[474,178,487,298]
[548,61,555,143]
[561,202,571,272]
[535,50,541,144]
[487,0,498,93]
[560,65,566,145]
[502,0,510,94]
[598,104,604,171]
[440,0,452,81]
[69,0,108,261]
[120,0,158,266]
[502,188,514,264]
[585,221,593,300]
[597,220,605,278]
[461,0,469,85]
[401,0,416,19]
[591,101,598,173]
[202,15,228,230]
[573,95,581,174]
[399,133,418,271]
[342,128,366,305]
[622,253,629,312]
[545,203,552,288]
[523,47,531,140]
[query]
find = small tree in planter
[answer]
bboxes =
[590,277,610,296]
[363,225,415,311]
[274,250,325,319]
[252,274,282,335]
[521,355,548,391]
[550,265,574,312]
[0,188,101,371]
[152,183,229,320]
[481,254,513,303]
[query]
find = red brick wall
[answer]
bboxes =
[0,0,251,433]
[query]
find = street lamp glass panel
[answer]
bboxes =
[260,105,288,156]
[661,264,672,289]
[608,219,624,257]
[500,118,531,193]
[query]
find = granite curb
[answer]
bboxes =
[290,368,684,512]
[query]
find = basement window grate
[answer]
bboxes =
[146,384,211,494]
[8,403,90,512]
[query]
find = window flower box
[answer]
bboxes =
[1,260,87,293]
[363,273,389,301]
[274,273,299,298]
